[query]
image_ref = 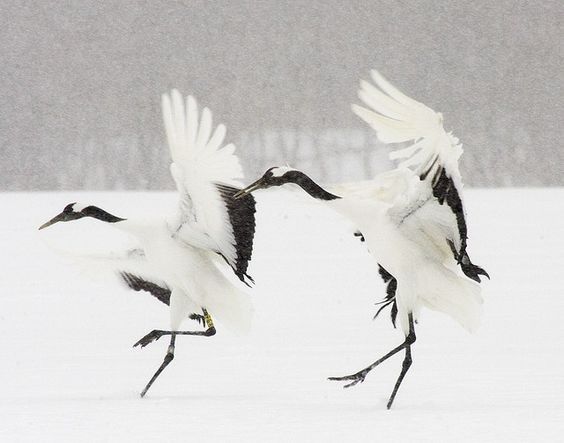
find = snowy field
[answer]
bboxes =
[1,189,563,442]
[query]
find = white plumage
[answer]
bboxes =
[235,70,488,408]
[328,70,482,332]
[39,91,257,397]
[163,91,246,271]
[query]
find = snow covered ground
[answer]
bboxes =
[1,189,563,442]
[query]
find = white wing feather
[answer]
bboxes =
[353,70,463,185]
[162,90,243,268]
[331,172,459,263]
[351,71,472,260]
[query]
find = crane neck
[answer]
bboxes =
[285,171,341,201]
[81,206,125,224]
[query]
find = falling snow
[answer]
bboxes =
[1,1,562,190]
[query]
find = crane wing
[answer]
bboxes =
[354,71,487,282]
[353,70,463,181]
[162,90,256,285]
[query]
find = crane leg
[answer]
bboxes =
[386,338,412,409]
[139,333,176,398]
[329,313,416,409]
[134,309,216,397]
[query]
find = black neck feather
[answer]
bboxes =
[82,206,125,223]
[282,171,340,201]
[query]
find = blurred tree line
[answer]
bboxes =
[1,0,561,190]
[3,122,560,191]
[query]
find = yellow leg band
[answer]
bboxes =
[203,309,214,329]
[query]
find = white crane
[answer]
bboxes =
[234,70,489,409]
[39,91,257,397]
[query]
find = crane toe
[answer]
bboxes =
[328,372,367,388]
[133,329,167,348]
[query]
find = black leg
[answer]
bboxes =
[135,309,217,397]
[133,326,216,348]
[386,338,412,409]
[140,333,176,398]
[329,313,416,409]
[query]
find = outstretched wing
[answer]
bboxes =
[162,90,256,285]
[353,70,463,182]
[354,71,487,282]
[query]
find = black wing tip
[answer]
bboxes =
[244,272,255,285]
[119,271,172,305]
[423,163,489,285]
[237,271,255,288]
[461,263,490,283]
[456,248,489,283]
[216,183,257,284]
[377,264,394,282]
[217,252,256,287]
[434,170,486,284]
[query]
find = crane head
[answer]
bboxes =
[39,203,125,230]
[233,166,297,199]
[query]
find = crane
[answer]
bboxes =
[234,70,488,408]
[39,91,257,397]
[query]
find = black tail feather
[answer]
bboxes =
[375,265,398,328]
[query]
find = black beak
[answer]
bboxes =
[38,212,66,230]
[233,177,268,199]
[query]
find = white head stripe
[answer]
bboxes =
[71,203,87,212]
[270,166,295,177]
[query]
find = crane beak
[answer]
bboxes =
[38,212,65,230]
[233,178,267,199]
